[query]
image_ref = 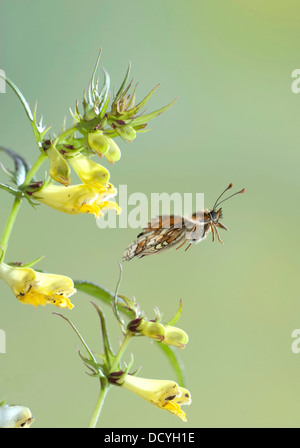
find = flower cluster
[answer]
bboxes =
[0,52,191,428]
[0,51,174,309]
[25,50,175,219]
[58,294,191,423]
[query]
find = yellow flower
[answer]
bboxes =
[68,153,110,188]
[33,182,121,218]
[111,373,191,422]
[46,143,71,186]
[0,405,34,428]
[0,263,76,309]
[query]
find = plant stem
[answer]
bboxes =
[56,125,77,142]
[0,152,47,263]
[89,383,110,428]
[0,197,22,263]
[109,332,132,373]
[88,333,132,428]
[23,152,47,184]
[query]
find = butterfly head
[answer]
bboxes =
[209,208,223,224]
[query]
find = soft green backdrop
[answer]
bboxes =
[0,0,299,428]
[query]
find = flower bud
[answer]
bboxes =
[127,316,188,348]
[88,131,121,163]
[116,124,136,142]
[128,318,165,342]
[163,325,189,349]
[88,130,110,156]
[105,138,121,164]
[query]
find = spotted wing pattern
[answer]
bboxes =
[122,215,208,261]
[122,216,187,260]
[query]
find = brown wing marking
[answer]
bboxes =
[123,215,187,260]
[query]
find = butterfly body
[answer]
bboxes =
[122,184,245,261]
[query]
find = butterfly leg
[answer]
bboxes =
[210,223,215,242]
[214,224,224,244]
[176,239,188,250]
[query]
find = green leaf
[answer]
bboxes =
[111,263,125,333]
[53,312,97,365]
[91,302,116,370]
[3,76,50,144]
[130,97,177,127]
[112,63,131,106]
[3,76,33,122]
[18,255,45,268]
[156,343,186,387]
[74,280,133,317]
[99,91,110,120]
[97,68,110,114]
[0,183,22,198]
[74,280,115,303]
[0,146,31,186]
[166,299,183,326]
[120,84,159,120]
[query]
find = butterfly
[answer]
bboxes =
[122,183,245,261]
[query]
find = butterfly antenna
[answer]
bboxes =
[215,187,246,208]
[212,183,233,210]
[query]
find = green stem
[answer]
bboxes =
[109,332,132,373]
[0,152,47,263]
[55,125,77,142]
[88,333,132,428]
[0,197,22,263]
[89,383,110,428]
[23,152,47,185]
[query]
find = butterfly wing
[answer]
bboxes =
[122,215,188,260]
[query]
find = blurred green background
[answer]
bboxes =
[0,0,299,428]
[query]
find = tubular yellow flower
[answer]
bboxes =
[0,263,76,309]
[68,153,110,188]
[46,144,71,186]
[110,373,191,422]
[0,405,34,428]
[33,183,121,218]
